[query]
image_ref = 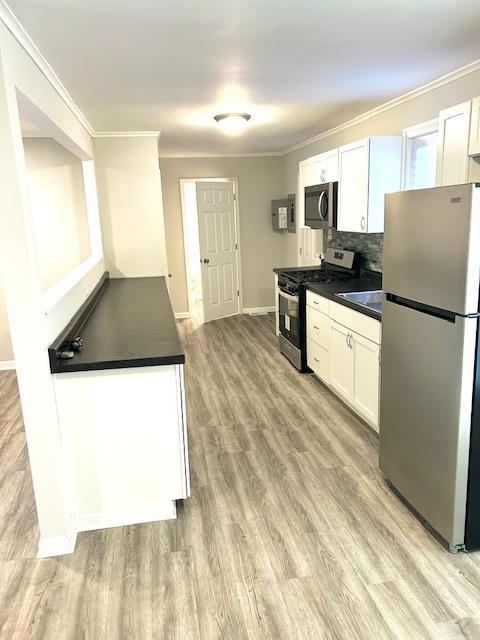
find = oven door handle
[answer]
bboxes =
[278,289,299,303]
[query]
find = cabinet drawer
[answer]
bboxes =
[306,290,329,314]
[307,338,330,384]
[306,306,329,350]
[329,301,381,344]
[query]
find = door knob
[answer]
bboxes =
[203,258,210,264]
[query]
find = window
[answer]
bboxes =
[402,119,439,190]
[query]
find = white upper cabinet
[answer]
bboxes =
[337,136,402,233]
[436,101,471,186]
[468,96,480,157]
[311,148,339,184]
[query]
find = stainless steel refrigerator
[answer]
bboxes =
[380,183,480,552]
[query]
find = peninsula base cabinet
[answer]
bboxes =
[329,320,380,430]
[53,364,190,535]
[306,290,381,432]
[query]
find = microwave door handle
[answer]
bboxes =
[279,289,298,303]
[318,191,327,217]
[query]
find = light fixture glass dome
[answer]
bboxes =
[214,113,251,136]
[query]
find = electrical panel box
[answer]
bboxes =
[271,199,288,231]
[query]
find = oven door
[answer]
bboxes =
[305,183,337,229]
[278,289,300,348]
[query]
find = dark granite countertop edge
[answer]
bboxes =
[49,274,185,374]
[52,353,186,374]
[305,281,382,321]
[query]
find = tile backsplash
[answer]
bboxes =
[326,229,383,272]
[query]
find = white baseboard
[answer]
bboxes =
[0,360,15,370]
[174,312,190,319]
[37,529,78,558]
[76,501,177,533]
[243,306,275,315]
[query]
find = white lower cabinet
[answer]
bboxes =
[305,290,381,432]
[329,321,354,399]
[307,338,330,385]
[330,319,380,431]
[351,331,380,428]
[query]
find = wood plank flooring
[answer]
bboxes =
[1,313,480,638]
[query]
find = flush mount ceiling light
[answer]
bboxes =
[214,112,251,135]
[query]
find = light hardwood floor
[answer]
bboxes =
[1,313,480,639]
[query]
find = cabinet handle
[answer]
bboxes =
[360,216,366,231]
[314,325,319,330]
[314,357,320,363]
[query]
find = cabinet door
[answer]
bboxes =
[324,148,339,182]
[329,320,354,400]
[352,332,380,430]
[310,155,324,184]
[307,338,330,384]
[337,139,369,232]
[469,97,480,157]
[300,158,315,188]
[436,101,471,186]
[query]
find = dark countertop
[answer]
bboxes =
[50,276,185,373]
[305,272,383,321]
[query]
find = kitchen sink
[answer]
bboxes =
[335,290,384,314]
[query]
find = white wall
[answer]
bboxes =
[0,18,96,553]
[159,155,288,313]
[23,137,91,290]
[0,278,13,362]
[94,136,168,278]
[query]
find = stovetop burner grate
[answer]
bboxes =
[284,269,354,284]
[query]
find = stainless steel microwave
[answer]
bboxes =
[304,182,338,229]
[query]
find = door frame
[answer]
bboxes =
[179,177,243,319]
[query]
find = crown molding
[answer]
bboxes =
[158,151,283,158]
[94,131,161,138]
[284,58,480,155]
[2,1,480,157]
[0,0,95,135]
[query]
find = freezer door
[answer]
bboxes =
[379,300,477,548]
[383,184,480,315]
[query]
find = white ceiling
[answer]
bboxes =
[6,0,480,155]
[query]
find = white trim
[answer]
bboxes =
[94,131,161,138]
[159,151,282,158]
[0,1,94,136]
[37,530,77,558]
[75,501,177,533]
[174,312,190,319]
[401,118,439,190]
[284,59,480,154]
[0,360,15,370]
[180,177,244,321]
[43,255,103,314]
[243,306,275,315]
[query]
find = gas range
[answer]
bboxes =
[278,248,360,296]
[279,268,355,295]
[277,248,360,372]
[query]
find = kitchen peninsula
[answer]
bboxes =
[49,275,190,538]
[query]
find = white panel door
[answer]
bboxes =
[338,139,369,232]
[196,182,239,322]
[329,320,354,400]
[436,101,471,186]
[352,332,380,430]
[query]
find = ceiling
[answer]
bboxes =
[6,0,480,155]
